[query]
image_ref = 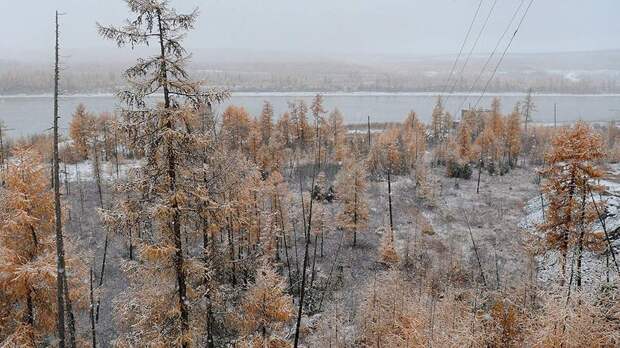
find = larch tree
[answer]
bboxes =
[97,1,228,346]
[0,148,86,346]
[259,101,274,145]
[456,121,472,162]
[221,105,252,152]
[505,106,522,167]
[486,97,505,166]
[431,96,445,144]
[311,94,327,166]
[521,88,536,135]
[356,270,423,346]
[289,100,310,149]
[68,104,97,160]
[234,259,293,347]
[538,122,605,287]
[325,108,347,162]
[402,111,427,168]
[367,127,404,177]
[379,225,399,265]
[276,112,292,148]
[335,156,369,246]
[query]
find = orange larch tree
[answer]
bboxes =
[0,148,86,346]
[539,122,605,287]
[335,156,369,246]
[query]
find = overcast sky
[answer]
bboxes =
[1,0,619,62]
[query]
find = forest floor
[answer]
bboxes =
[301,165,542,342]
[63,160,575,346]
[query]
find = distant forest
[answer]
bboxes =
[1,50,620,95]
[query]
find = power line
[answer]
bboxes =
[445,0,499,104]
[454,0,526,117]
[441,0,485,96]
[472,0,536,110]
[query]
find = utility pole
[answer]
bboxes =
[553,103,557,128]
[53,10,67,348]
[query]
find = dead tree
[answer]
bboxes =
[53,11,68,347]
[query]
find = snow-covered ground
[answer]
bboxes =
[61,159,142,183]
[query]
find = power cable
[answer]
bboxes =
[472,0,536,110]
[441,0,485,96]
[454,0,526,117]
[445,0,499,105]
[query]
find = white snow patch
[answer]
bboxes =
[61,159,142,183]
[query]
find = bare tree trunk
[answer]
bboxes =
[590,189,620,275]
[387,169,393,232]
[93,141,104,208]
[576,188,588,288]
[476,149,483,194]
[63,275,77,348]
[462,208,487,287]
[310,234,319,289]
[367,115,371,152]
[294,171,316,347]
[53,11,67,347]
[276,195,293,290]
[89,268,97,348]
[114,129,120,178]
[318,229,345,311]
[353,176,358,247]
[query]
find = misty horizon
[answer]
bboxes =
[2,0,619,63]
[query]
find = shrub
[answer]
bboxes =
[447,160,472,179]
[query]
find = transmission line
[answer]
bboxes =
[454,0,526,116]
[445,0,498,105]
[472,0,536,110]
[441,0,485,95]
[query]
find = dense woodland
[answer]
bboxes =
[1,1,620,347]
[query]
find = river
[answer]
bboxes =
[1,92,619,138]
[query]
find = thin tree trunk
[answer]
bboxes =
[353,176,358,246]
[310,234,319,289]
[63,275,77,348]
[318,229,345,311]
[114,129,120,178]
[95,230,109,323]
[462,207,487,287]
[277,195,293,291]
[589,189,620,275]
[156,10,189,345]
[53,11,67,347]
[89,268,97,348]
[476,149,483,194]
[93,142,104,208]
[294,170,316,347]
[387,169,393,232]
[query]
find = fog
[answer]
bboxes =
[1,0,619,63]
